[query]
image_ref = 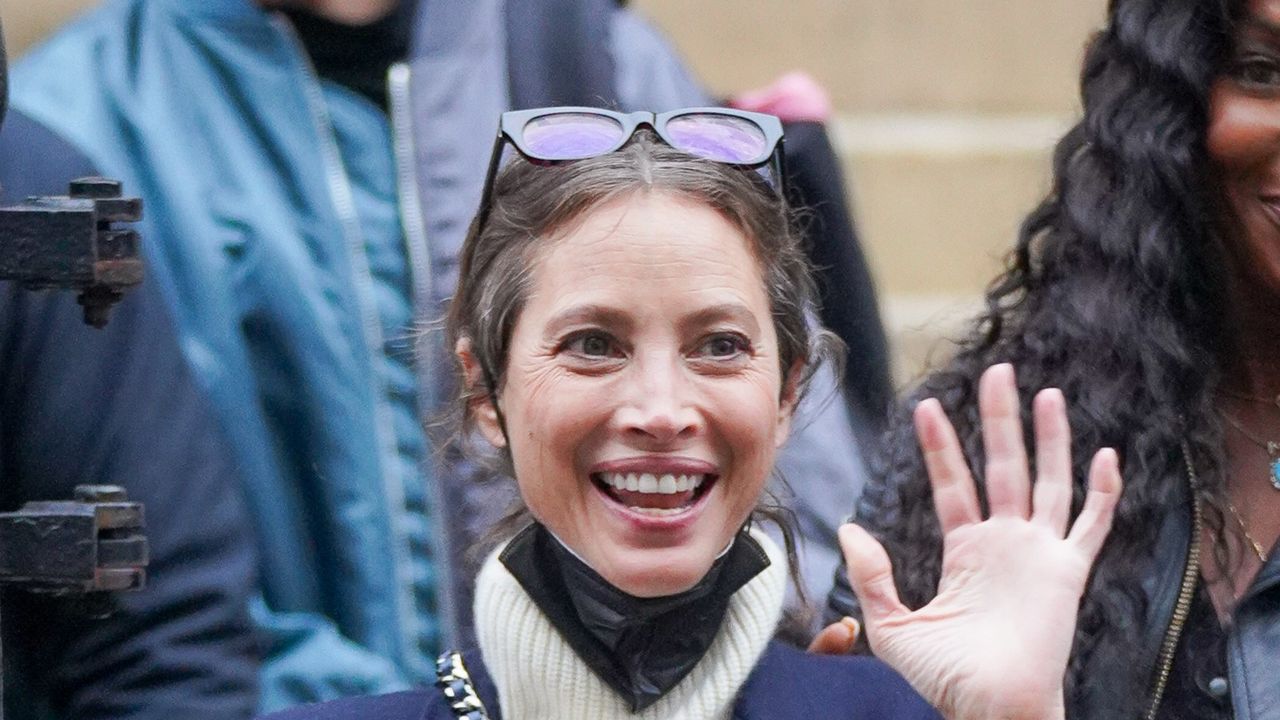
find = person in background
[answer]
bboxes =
[0,118,261,718]
[827,0,1280,716]
[5,0,878,714]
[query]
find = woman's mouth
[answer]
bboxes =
[590,472,716,516]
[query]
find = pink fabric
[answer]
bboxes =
[728,71,833,123]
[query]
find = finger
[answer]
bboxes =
[1030,388,1073,537]
[1067,448,1123,561]
[980,363,1032,518]
[914,398,981,533]
[807,617,860,655]
[840,524,908,646]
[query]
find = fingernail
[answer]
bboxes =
[834,616,860,651]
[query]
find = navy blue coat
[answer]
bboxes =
[0,108,261,720]
[261,641,941,719]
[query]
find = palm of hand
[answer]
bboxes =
[841,365,1120,720]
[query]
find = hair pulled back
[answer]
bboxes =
[853,0,1239,702]
[444,131,841,607]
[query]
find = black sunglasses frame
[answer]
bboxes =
[473,106,787,238]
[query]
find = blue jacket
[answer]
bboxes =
[261,641,942,720]
[12,0,871,712]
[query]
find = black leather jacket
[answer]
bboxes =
[828,478,1280,719]
[1083,485,1280,720]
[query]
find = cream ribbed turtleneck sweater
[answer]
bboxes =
[473,529,787,720]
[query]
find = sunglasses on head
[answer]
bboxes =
[474,106,787,234]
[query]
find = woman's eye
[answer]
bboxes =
[564,332,620,358]
[1233,55,1280,88]
[696,334,750,359]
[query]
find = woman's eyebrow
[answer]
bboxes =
[678,303,762,335]
[543,304,634,335]
[1240,15,1280,43]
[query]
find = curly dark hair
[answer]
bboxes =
[838,0,1244,707]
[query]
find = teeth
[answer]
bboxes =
[628,506,686,517]
[603,473,706,494]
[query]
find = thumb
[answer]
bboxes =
[807,616,861,655]
[839,524,908,641]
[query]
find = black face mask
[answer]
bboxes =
[499,523,770,712]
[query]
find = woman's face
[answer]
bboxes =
[1207,0,1280,297]
[476,192,795,598]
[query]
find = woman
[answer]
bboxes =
[828,0,1280,717]
[264,107,1120,719]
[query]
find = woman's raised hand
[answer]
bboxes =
[841,364,1121,720]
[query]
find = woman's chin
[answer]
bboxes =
[598,551,711,598]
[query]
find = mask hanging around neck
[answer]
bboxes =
[499,522,771,712]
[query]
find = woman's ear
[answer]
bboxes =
[775,360,805,447]
[456,337,507,448]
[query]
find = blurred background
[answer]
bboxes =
[0,0,1108,383]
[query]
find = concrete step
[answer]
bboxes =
[834,112,1069,297]
[633,0,1107,114]
[829,112,1070,380]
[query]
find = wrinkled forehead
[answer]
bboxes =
[529,188,768,270]
[530,191,764,274]
[521,193,771,311]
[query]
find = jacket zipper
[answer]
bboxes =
[1142,443,1205,720]
[387,61,460,651]
[386,64,435,328]
[271,14,426,679]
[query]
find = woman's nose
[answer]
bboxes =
[614,353,702,444]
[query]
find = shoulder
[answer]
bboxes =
[13,0,141,82]
[736,641,941,720]
[9,0,147,159]
[0,109,98,197]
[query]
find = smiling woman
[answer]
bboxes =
[473,193,789,598]
[261,110,1122,720]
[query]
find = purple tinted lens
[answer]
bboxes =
[522,113,625,160]
[666,114,769,164]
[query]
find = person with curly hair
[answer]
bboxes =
[826,0,1280,717]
